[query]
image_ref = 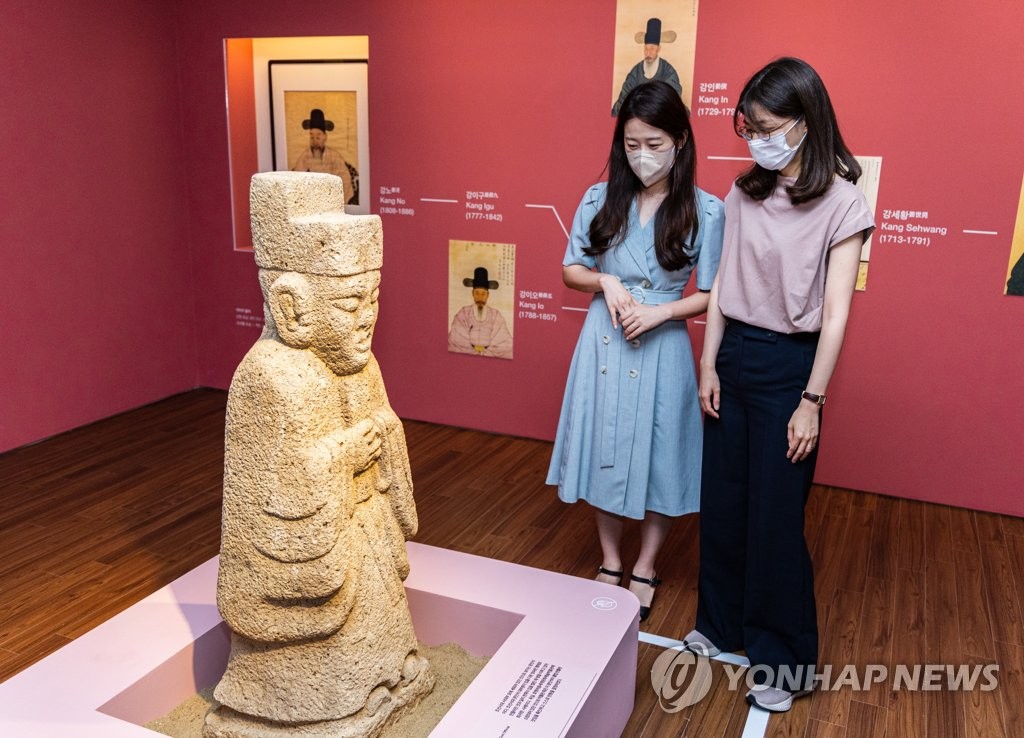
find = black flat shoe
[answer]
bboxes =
[629,573,661,621]
[596,566,624,585]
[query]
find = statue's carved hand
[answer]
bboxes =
[372,408,395,436]
[348,418,382,473]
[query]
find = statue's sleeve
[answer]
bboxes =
[217,348,357,642]
[376,408,417,539]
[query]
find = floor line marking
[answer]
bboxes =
[741,707,770,738]
[638,631,750,667]
[639,631,766,738]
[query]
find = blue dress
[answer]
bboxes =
[546,182,725,519]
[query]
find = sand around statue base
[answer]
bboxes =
[145,643,487,738]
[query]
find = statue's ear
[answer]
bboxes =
[268,272,313,348]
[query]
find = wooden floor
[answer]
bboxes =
[1,389,1021,737]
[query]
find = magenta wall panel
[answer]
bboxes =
[0,0,197,452]
[3,0,1022,515]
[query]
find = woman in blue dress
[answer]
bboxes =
[547,81,724,620]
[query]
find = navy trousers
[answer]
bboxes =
[696,320,820,691]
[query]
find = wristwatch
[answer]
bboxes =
[801,391,826,406]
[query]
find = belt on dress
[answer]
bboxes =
[621,284,681,305]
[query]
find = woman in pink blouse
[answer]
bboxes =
[682,58,875,713]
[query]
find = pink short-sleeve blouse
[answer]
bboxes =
[716,176,875,334]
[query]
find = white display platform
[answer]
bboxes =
[0,543,639,737]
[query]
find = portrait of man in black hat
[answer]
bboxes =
[611,17,683,116]
[291,107,360,206]
[448,267,514,359]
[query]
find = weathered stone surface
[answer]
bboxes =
[204,172,433,737]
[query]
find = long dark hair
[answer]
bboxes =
[734,57,860,204]
[585,81,698,272]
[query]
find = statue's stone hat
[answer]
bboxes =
[250,172,381,276]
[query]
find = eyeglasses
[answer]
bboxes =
[735,116,802,142]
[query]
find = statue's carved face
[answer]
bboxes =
[307,271,381,375]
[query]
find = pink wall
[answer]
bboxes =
[174,0,1024,516]
[176,0,618,414]
[0,0,197,452]
[689,2,1024,514]
[3,0,1021,517]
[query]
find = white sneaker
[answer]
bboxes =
[681,629,722,657]
[745,683,812,712]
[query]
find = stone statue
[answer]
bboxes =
[204,172,434,738]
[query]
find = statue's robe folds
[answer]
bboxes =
[214,339,421,724]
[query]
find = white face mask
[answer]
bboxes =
[747,118,805,171]
[627,147,677,187]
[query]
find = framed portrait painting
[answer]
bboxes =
[269,59,369,214]
[447,241,516,361]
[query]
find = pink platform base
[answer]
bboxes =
[0,543,639,737]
